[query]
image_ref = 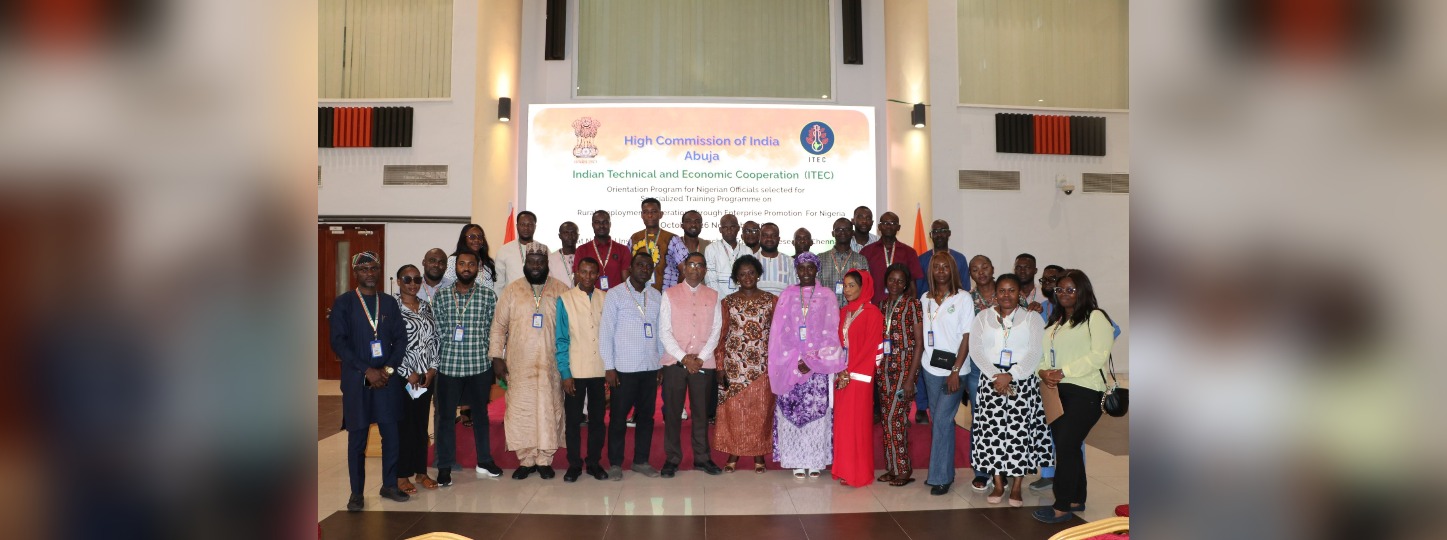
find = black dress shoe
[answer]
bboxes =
[564,466,582,482]
[538,466,556,480]
[660,463,678,478]
[696,461,723,475]
[512,466,536,480]
[930,482,951,496]
[915,410,930,424]
[436,468,452,486]
[346,494,363,512]
[586,463,609,481]
[379,486,410,502]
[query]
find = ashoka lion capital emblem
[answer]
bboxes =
[572,117,601,158]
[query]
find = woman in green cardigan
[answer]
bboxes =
[1034,269,1115,524]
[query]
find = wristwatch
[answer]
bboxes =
[950,366,961,373]
[384,366,395,376]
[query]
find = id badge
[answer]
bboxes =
[834,280,843,295]
[728,277,738,290]
[531,313,544,328]
[798,325,807,341]
[453,324,465,342]
[883,339,892,355]
[370,340,383,358]
[600,275,610,289]
[643,323,654,339]
[926,330,935,347]
[998,349,1013,369]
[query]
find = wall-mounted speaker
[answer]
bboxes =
[544,0,567,61]
[842,0,863,65]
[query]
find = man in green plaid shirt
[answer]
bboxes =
[430,250,504,485]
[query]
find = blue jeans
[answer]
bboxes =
[922,370,965,486]
[920,359,980,413]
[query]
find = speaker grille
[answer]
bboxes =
[1082,173,1129,193]
[383,165,448,186]
[958,170,1021,191]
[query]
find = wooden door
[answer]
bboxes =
[318,224,385,379]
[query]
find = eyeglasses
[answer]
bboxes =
[1053,287,1078,295]
[879,221,899,226]
[1040,276,1059,283]
[930,228,949,233]
[683,262,705,268]
[398,276,425,285]
[743,228,761,233]
[465,234,484,240]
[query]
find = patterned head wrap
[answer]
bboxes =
[524,242,550,256]
[794,251,820,268]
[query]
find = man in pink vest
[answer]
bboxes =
[657,251,725,477]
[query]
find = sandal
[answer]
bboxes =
[807,469,822,478]
[417,475,439,490]
[877,472,895,483]
[793,469,807,479]
[724,457,739,473]
[754,458,767,474]
[398,478,418,495]
[890,476,916,487]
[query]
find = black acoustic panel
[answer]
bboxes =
[1069,116,1106,156]
[319,107,334,148]
[401,107,414,147]
[995,113,1035,154]
[842,0,863,65]
[545,0,566,60]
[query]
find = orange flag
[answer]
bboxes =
[502,203,516,244]
[912,204,928,254]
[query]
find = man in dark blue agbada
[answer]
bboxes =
[330,251,410,511]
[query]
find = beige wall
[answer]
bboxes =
[472,0,522,234]
[885,0,932,244]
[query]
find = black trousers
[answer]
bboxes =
[434,370,496,471]
[608,369,658,466]
[396,387,433,477]
[1050,383,1104,512]
[661,364,715,466]
[348,422,398,494]
[565,377,608,468]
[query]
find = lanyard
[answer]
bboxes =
[830,251,848,280]
[997,306,1016,344]
[801,286,814,319]
[595,239,615,269]
[626,284,649,318]
[453,286,474,321]
[563,253,575,281]
[356,289,380,339]
[926,294,947,331]
[531,284,544,312]
[842,305,865,349]
[884,296,903,334]
[883,242,896,267]
[1048,321,1063,368]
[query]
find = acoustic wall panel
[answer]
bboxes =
[995,113,1106,156]
[318,106,414,148]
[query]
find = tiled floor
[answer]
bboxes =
[318,379,1129,539]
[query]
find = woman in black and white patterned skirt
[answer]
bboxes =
[968,273,1054,507]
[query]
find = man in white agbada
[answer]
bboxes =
[490,243,570,479]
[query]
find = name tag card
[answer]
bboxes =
[926,331,935,347]
[834,281,843,295]
[600,276,610,290]
[643,323,654,339]
[798,325,807,341]
[532,313,544,328]
[883,339,893,355]
[997,349,1013,369]
[453,324,465,342]
[370,340,383,358]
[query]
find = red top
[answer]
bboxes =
[573,238,631,291]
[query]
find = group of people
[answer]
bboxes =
[330,199,1118,524]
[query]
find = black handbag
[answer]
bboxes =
[1089,316,1128,417]
[929,349,957,371]
[1098,356,1128,417]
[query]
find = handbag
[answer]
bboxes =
[1089,315,1128,417]
[929,349,957,371]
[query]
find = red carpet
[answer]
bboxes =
[428,393,973,471]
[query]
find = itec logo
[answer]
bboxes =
[800,122,834,155]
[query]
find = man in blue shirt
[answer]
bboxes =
[329,252,410,511]
[600,251,666,480]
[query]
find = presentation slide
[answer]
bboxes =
[524,103,876,252]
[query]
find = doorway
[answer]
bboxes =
[318,223,385,379]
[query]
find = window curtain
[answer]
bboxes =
[958,0,1128,109]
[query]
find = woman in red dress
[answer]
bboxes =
[833,270,885,487]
